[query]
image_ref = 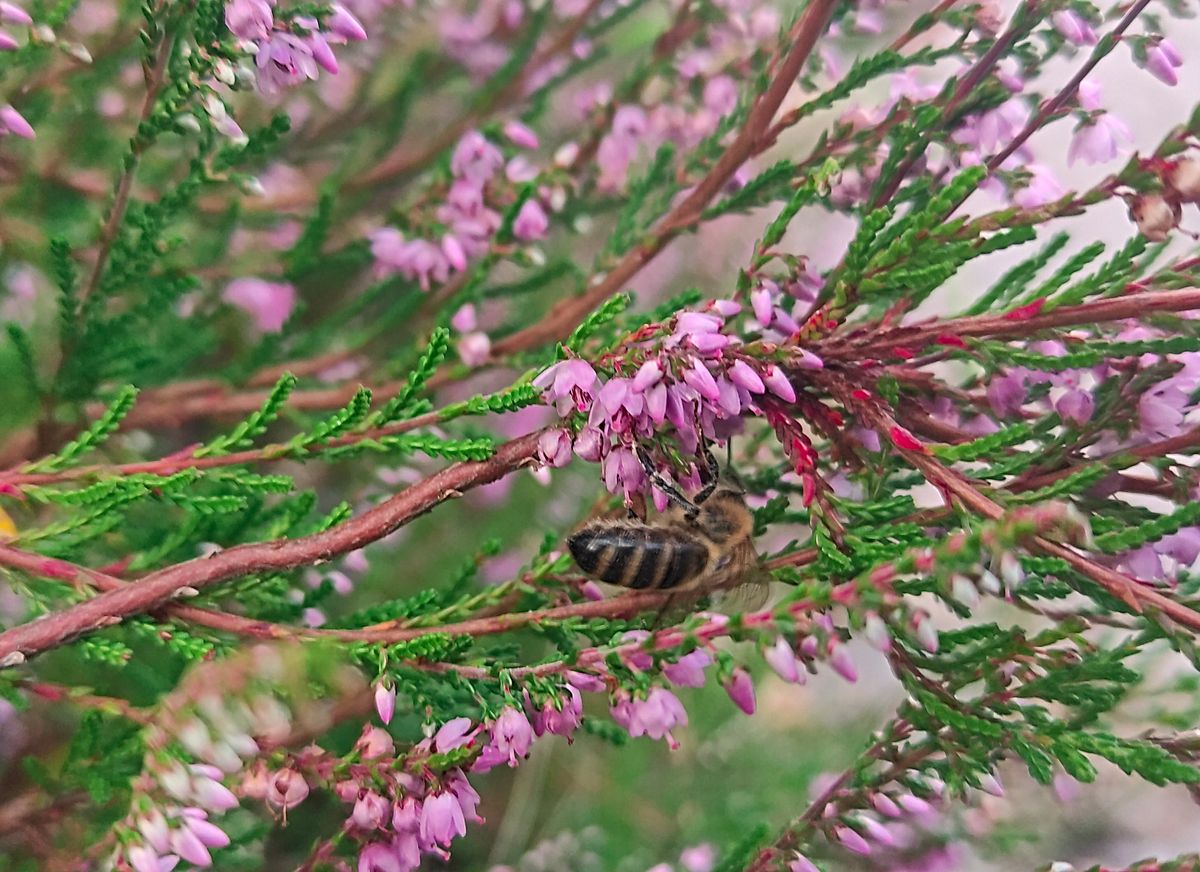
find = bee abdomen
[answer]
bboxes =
[568,525,708,590]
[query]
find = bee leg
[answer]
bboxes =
[693,445,721,505]
[636,446,700,520]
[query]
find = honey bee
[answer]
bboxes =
[567,448,770,610]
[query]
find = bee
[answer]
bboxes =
[567,448,770,610]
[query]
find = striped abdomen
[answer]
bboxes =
[567,523,710,590]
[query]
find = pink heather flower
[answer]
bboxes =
[612,687,688,742]
[352,791,391,830]
[535,684,583,738]
[170,811,230,867]
[435,717,476,752]
[513,199,549,241]
[828,645,858,683]
[450,303,476,333]
[1077,79,1103,111]
[1012,164,1065,209]
[914,614,939,653]
[491,706,534,764]
[534,358,598,415]
[457,332,491,366]
[602,445,645,497]
[793,349,824,370]
[358,842,409,872]
[420,791,467,846]
[680,844,716,872]
[538,428,573,468]
[789,854,820,872]
[723,668,756,715]
[0,31,18,49]
[451,131,504,183]
[1051,9,1096,45]
[255,32,320,93]
[327,4,366,41]
[137,810,172,853]
[764,637,804,683]
[266,768,309,811]
[663,649,713,688]
[856,815,896,847]
[761,365,796,402]
[224,0,272,40]
[447,769,482,822]
[442,234,468,272]
[573,426,605,462]
[683,359,720,402]
[358,725,395,759]
[897,793,934,816]
[127,845,180,872]
[187,765,239,811]
[566,669,607,693]
[1146,39,1182,86]
[0,104,34,139]
[503,120,540,150]
[223,278,295,333]
[978,771,1005,797]
[834,825,872,855]
[0,2,31,25]
[728,359,765,394]
[374,682,396,725]
[872,793,902,818]
[1067,114,1132,166]
[1054,387,1094,425]
[751,287,774,326]
[863,612,892,652]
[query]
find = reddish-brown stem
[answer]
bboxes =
[0,432,544,665]
[986,0,1153,171]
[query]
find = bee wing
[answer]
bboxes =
[713,567,773,613]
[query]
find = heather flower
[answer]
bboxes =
[1129,194,1181,241]
[255,32,320,93]
[351,791,391,830]
[789,854,820,872]
[534,684,583,738]
[828,645,858,683]
[458,332,491,367]
[513,199,549,241]
[537,428,573,468]
[327,4,366,41]
[358,725,395,759]
[680,843,716,872]
[434,717,476,752]
[1051,10,1096,45]
[534,358,598,415]
[358,842,410,872]
[1145,39,1183,86]
[722,668,756,715]
[833,824,872,855]
[128,845,180,872]
[490,706,534,764]
[171,809,230,866]
[420,790,467,846]
[374,682,395,725]
[265,767,309,811]
[663,649,713,688]
[1067,114,1132,166]
[451,130,504,183]
[0,2,31,24]
[611,687,688,744]
[1012,164,1066,208]
[764,636,803,683]
[602,445,645,498]
[223,278,295,332]
[0,104,35,139]
[503,120,539,150]
[224,0,272,41]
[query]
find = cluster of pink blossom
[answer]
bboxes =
[369,126,550,295]
[222,276,297,332]
[1,1,36,141]
[117,688,293,870]
[534,301,821,500]
[223,0,367,94]
[590,0,781,193]
[436,0,587,86]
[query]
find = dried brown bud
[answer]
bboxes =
[1164,158,1200,203]
[1129,194,1182,242]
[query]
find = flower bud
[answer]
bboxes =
[374,681,396,725]
[1129,194,1181,242]
[1165,158,1200,203]
[722,668,757,715]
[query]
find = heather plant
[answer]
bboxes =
[4,0,1200,869]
